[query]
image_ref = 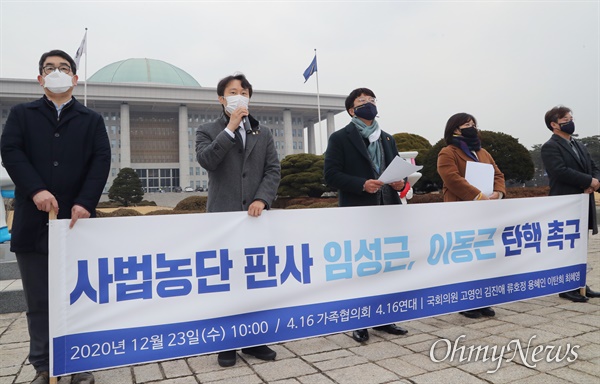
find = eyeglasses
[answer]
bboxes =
[356,97,376,105]
[42,65,71,75]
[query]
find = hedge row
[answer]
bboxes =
[97,200,157,208]
[94,188,552,217]
[96,196,206,217]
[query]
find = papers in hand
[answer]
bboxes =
[465,162,494,196]
[378,156,423,184]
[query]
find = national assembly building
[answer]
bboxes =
[0,58,346,193]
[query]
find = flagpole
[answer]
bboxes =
[314,49,322,153]
[84,27,88,107]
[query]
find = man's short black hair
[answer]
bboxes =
[216,73,252,98]
[544,106,572,131]
[345,88,376,115]
[38,50,77,75]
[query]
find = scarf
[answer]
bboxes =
[352,116,382,172]
[451,135,481,162]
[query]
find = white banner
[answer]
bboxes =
[49,195,589,376]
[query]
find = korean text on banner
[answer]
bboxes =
[49,194,588,376]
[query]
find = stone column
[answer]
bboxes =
[307,121,316,154]
[120,103,131,168]
[327,111,336,139]
[283,109,293,156]
[179,105,190,189]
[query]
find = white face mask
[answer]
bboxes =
[224,95,249,115]
[43,70,74,94]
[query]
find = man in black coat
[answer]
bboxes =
[541,105,600,303]
[324,88,409,342]
[1,50,110,384]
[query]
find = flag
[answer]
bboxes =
[303,54,317,83]
[74,31,87,68]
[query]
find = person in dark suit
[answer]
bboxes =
[541,105,600,303]
[195,73,280,367]
[324,87,409,342]
[0,50,110,384]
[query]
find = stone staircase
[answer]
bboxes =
[0,242,26,314]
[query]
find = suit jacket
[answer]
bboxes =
[541,134,600,234]
[437,144,506,202]
[1,96,111,253]
[324,121,401,207]
[195,113,280,213]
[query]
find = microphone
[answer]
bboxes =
[243,117,253,134]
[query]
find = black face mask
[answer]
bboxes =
[354,103,378,120]
[559,121,575,135]
[460,127,479,138]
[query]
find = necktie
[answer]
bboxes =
[569,140,580,161]
[234,129,244,149]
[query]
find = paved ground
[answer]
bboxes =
[1,237,598,384]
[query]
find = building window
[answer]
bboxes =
[293,141,297,149]
[189,167,193,176]
[299,141,303,149]
[130,111,178,163]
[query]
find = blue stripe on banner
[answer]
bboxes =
[53,264,586,375]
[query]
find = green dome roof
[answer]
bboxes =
[88,58,200,87]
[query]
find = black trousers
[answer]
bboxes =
[16,252,49,372]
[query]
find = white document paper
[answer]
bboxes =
[465,161,494,196]
[378,156,423,184]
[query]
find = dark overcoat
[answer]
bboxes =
[1,96,111,253]
[324,121,401,207]
[541,134,600,234]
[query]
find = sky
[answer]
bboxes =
[1,0,598,153]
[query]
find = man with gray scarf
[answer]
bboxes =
[324,87,409,342]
